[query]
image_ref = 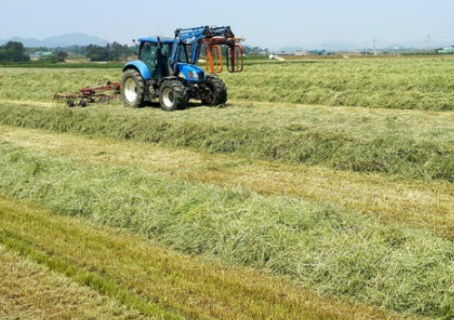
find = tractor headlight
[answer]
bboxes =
[188,71,199,80]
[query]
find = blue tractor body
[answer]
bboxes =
[124,60,206,83]
[120,26,235,111]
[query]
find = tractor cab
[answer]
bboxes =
[136,37,204,83]
[137,38,178,78]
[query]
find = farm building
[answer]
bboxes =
[438,46,454,54]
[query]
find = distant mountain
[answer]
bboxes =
[0,33,110,48]
[8,36,44,47]
[41,33,109,47]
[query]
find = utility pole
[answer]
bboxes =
[373,39,378,55]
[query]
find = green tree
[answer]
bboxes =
[0,41,30,62]
[111,42,127,60]
[86,43,131,61]
[54,50,68,62]
[86,44,110,61]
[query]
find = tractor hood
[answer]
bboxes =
[176,64,205,83]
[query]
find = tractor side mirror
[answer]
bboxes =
[132,39,138,56]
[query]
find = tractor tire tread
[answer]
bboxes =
[121,69,146,108]
[159,79,189,111]
[203,76,227,106]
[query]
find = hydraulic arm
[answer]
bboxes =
[169,26,243,74]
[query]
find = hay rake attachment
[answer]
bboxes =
[203,37,244,74]
[54,81,120,107]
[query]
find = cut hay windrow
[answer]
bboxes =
[0,143,453,318]
[1,125,453,238]
[0,102,453,182]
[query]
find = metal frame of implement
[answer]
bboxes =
[202,37,244,74]
[54,81,120,107]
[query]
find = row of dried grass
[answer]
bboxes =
[0,102,453,182]
[1,125,453,238]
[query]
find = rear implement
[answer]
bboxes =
[54,81,120,107]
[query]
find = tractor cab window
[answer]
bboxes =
[160,43,172,57]
[157,43,173,77]
[178,43,190,63]
[139,42,158,69]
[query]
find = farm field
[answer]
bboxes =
[3,57,454,110]
[1,98,453,182]
[0,57,453,319]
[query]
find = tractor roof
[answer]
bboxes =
[138,37,174,44]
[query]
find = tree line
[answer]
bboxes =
[1,40,269,63]
[0,41,134,63]
[85,42,134,61]
[0,41,68,63]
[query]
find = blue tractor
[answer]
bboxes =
[121,26,240,111]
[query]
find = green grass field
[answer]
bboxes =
[2,56,454,110]
[223,57,454,111]
[0,57,453,319]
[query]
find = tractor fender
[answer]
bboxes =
[122,61,152,81]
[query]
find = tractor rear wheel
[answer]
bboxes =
[159,80,188,111]
[121,69,146,107]
[201,76,227,106]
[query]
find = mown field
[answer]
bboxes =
[2,56,454,110]
[0,57,453,320]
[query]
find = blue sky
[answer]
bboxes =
[2,0,454,49]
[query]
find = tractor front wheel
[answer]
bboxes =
[201,76,227,106]
[121,69,146,108]
[159,80,188,111]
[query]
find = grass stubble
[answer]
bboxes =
[0,245,141,320]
